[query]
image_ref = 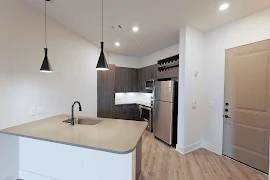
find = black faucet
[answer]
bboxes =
[71,101,82,126]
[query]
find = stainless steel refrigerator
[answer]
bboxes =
[153,80,178,146]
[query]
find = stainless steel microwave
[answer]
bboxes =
[145,79,155,90]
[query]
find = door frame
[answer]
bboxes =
[219,39,270,157]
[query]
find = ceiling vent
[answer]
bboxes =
[110,24,123,30]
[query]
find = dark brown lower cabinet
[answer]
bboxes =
[97,64,116,118]
[115,104,140,120]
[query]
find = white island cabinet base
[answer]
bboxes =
[19,137,136,180]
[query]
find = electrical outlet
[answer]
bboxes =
[79,160,84,170]
[40,107,44,114]
[37,107,44,115]
[30,108,37,116]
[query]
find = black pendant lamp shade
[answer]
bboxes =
[40,0,53,73]
[96,42,109,71]
[96,0,109,71]
[40,48,53,72]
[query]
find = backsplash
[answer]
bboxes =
[115,93,151,105]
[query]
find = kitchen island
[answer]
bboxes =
[0,115,147,180]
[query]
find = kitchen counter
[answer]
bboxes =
[0,114,147,154]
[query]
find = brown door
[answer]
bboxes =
[223,39,270,173]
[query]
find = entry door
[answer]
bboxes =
[223,39,270,173]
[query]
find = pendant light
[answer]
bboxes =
[96,0,109,71]
[40,0,53,73]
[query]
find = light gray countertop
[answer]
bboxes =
[116,101,152,108]
[0,115,147,154]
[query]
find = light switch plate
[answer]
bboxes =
[194,70,199,77]
[192,101,197,109]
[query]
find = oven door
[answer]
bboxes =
[139,105,152,132]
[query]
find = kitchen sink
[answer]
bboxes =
[63,118,102,125]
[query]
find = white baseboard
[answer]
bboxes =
[202,141,218,154]
[176,141,220,155]
[176,141,202,154]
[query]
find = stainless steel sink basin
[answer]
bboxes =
[63,118,102,125]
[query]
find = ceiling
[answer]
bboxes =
[21,0,270,57]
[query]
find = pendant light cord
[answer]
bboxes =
[102,0,103,42]
[45,0,48,48]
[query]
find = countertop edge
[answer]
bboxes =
[115,102,152,108]
[0,130,146,154]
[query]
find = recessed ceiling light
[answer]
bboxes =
[115,42,120,47]
[133,26,139,32]
[219,3,230,11]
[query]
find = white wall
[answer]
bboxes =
[204,7,270,154]
[109,53,140,68]
[176,27,205,154]
[139,44,179,67]
[0,1,102,179]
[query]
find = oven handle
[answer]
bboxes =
[139,105,152,111]
[139,105,142,118]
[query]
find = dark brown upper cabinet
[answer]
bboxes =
[137,68,144,92]
[115,67,138,92]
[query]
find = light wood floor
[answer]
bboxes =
[139,131,268,180]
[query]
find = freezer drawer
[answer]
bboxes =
[155,81,174,102]
[153,100,173,145]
